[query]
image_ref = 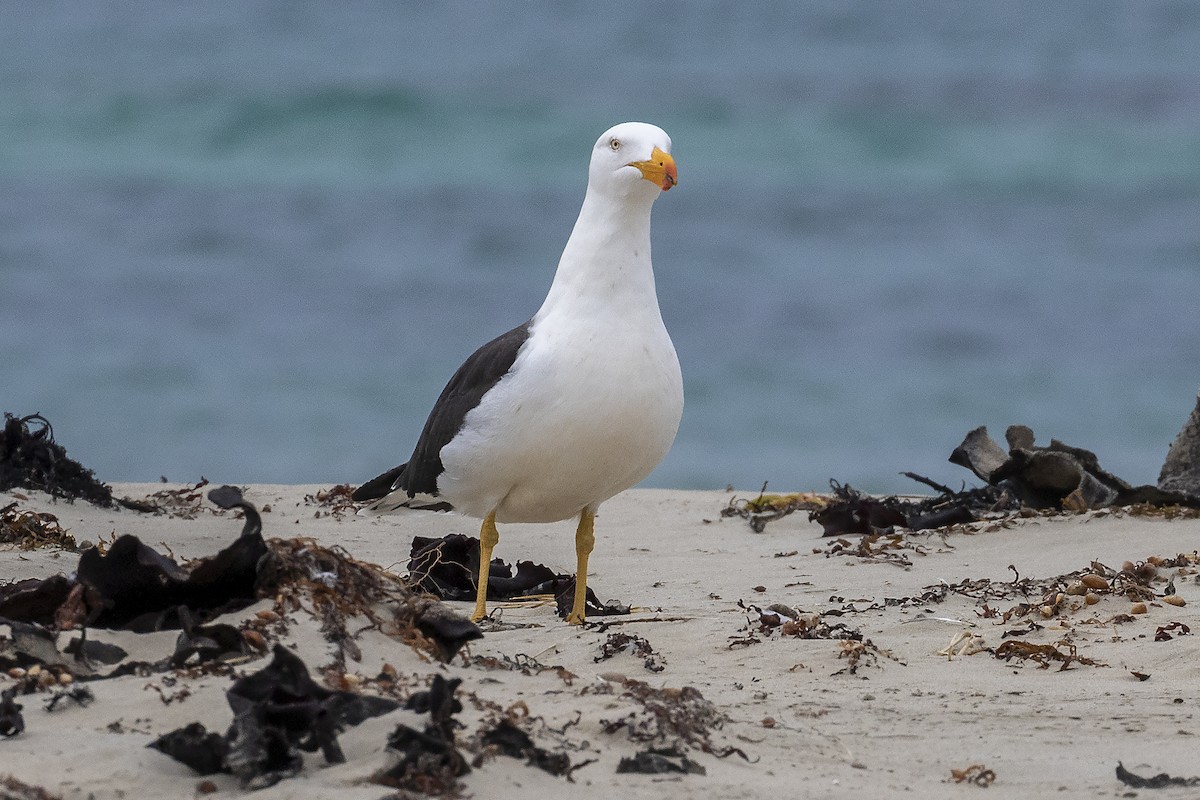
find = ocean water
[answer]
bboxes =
[2,2,1198,494]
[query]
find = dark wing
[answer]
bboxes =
[350,463,405,502]
[355,320,532,502]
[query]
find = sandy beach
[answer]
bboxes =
[2,482,1199,798]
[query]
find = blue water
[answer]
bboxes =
[2,2,1198,493]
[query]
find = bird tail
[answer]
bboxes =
[352,463,454,514]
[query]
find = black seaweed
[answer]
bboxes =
[0,413,113,506]
[150,644,400,789]
[408,533,629,619]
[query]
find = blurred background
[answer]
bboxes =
[2,2,1197,493]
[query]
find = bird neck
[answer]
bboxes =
[537,189,660,319]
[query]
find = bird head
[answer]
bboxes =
[588,122,677,201]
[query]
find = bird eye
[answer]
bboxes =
[608,138,621,151]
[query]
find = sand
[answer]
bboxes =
[2,482,1198,798]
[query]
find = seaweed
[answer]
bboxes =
[811,479,1012,538]
[0,504,76,551]
[407,533,629,620]
[600,678,747,762]
[950,764,996,786]
[373,675,470,796]
[0,775,61,800]
[992,640,1105,671]
[150,645,400,789]
[617,745,705,775]
[720,486,828,532]
[953,425,1200,511]
[0,688,23,737]
[594,632,666,673]
[0,413,113,507]
[1116,762,1200,788]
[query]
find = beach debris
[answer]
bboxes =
[734,600,897,672]
[0,413,113,507]
[117,479,213,518]
[0,486,480,684]
[467,652,578,685]
[617,745,706,775]
[71,487,267,632]
[0,775,61,800]
[150,644,400,789]
[720,486,828,532]
[992,640,1105,671]
[810,478,1011,538]
[951,425,1200,510]
[950,763,996,787]
[1116,761,1200,788]
[599,677,747,763]
[475,717,588,778]
[1154,621,1190,641]
[1159,390,1200,496]
[737,422,1200,535]
[936,631,988,659]
[372,675,470,796]
[0,619,126,678]
[303,484,358,518]
[0,688,23,737]
[408,533,630,619]
[595,632,666,673]
[0,504,76,551]
[42,685,93,712]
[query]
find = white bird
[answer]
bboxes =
[353,122,683,624]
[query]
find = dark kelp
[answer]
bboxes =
[408,533,629,620]
[372,675,470,795]
[804,424,1200,537]
[951,425,1200,511]
[150,645,399,789]
[0,413,113,507]
[0,688,23,737]
[1116,762,1200,788]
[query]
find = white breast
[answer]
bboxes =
[437,304,683,523]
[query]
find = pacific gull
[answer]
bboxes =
[353,121,682,624]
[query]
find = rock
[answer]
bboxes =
[1159,391,1200,496]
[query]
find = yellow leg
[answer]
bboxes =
[567,508,596,625]
[471,512,499,622]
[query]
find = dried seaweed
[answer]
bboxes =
[950,764,996,786]
[600,678,746,762]
[373,675,470,796]
[303,484,358,519]
[811,479,1012,538]
[0,775,61,800]
[118,479,212,518]
[1116,762,1200,788]
[720,486,828,533]
[594,632,665,672]
[992,640,1105,671]
[0,413,113,507]
[466,653,578,685]
[0,504,76,551]
[150,645,399,789]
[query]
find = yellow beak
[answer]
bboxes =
[629,146,677,191]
